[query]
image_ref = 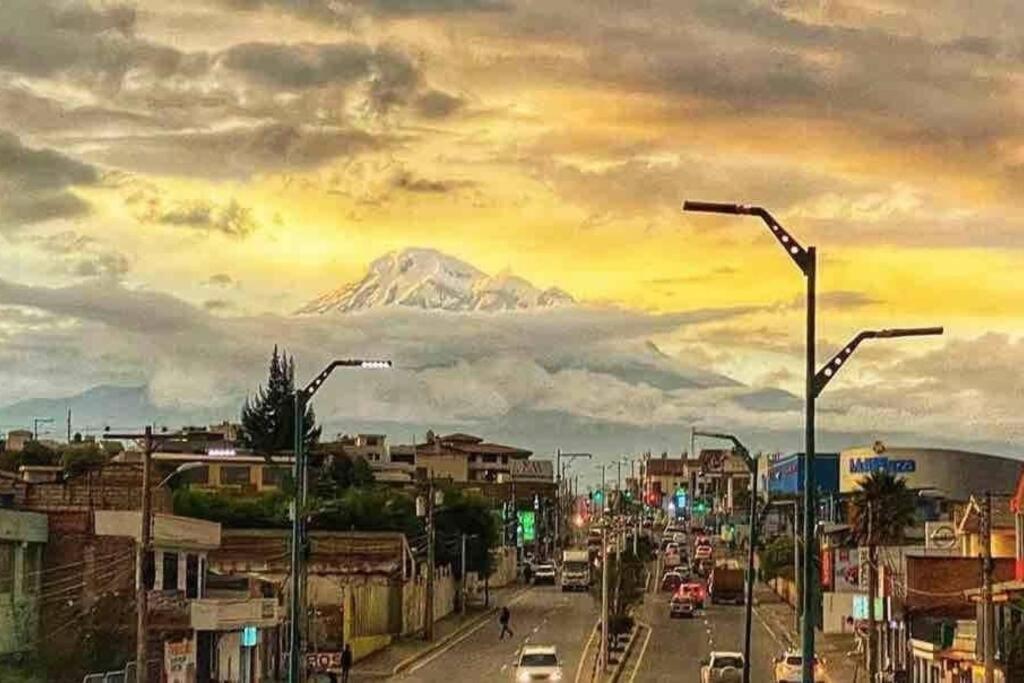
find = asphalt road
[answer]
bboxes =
[622,559,788,682]
[392,583,598,682]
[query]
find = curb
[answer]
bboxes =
[387,585,533,677]
[609,620,647,683]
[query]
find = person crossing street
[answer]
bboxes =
[498,605,514,640]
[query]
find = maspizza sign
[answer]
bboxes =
[848,457,916,475]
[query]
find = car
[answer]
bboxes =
[695,544,713,561]
[669,596,696,619]
[532,562,557,584]
[672,532,687,544]
[773,651,826,683]
[678,581,706,608]
[660,572,683,593]
[514,645,563,682]
[700,651,745,683]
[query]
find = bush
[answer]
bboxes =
[173,488,290,528]
[760,536,796,581]
[62,443,107,476]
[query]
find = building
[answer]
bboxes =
[839,444,1023,501]
[411,432,532,484]
[696,448,751,513]
[763,452,840,497]
[4,430,32,453]
[642,454,689,509]
[0,507,47,659]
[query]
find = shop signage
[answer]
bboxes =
[306,652,342,671]
[848,457,916,475]
[926,522,957,550]
[164,639,195,683]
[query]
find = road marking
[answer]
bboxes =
[626,622,653,683]
[406,589,533,674]
[574,623,599,683]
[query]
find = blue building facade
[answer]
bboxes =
[764,452,840,496]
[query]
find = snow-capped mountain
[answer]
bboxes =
[297,248,575,313]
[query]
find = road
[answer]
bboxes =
[620,559,789,682]
[393,583,598,682]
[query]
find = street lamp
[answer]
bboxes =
[156,462,207,489]
[684,200,943,683]
[556,451,592,554]
[693,430,757,683]
[288,358,392,683]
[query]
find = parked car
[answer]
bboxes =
[694,544,713,561]
[513,645,563,682]
[669,596,696,619]
[773,651,826,683]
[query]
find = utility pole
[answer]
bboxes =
[600,524,610,672]
[137,426,153,682]
[460,533,468,617]
[983,491,994,683]
[425,477,436,640]
[66,408,71,442]
[867,501,877,682]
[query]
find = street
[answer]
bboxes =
[391,585,598,682]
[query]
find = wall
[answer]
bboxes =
[488,547,518,588]
[401,566,456,636]
[821,592,859,634]
[0,510,48,655]
[23,464,173,514]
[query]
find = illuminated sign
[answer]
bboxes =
[242,626,258,647]
[848,457,916,475]
[517,510,536,542]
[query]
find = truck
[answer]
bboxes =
[708,566,745,605]
[560,549,591,591]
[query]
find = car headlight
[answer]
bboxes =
[517,671,532,683]
[551,670,563,681]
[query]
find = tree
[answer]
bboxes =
[433,488,500,578]
[849,471,917,680]
[760,536,796,581]
[240,346,321,454]
[0,441,59,472]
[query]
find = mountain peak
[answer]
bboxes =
[297,248,575,314]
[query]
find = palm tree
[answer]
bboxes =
[849,471,917,679]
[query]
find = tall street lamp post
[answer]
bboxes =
[288,359,392,683]
[683,199,942,683]
[693,430,757,683]
[556,452,592,553]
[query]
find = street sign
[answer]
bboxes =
[242,626,258,647]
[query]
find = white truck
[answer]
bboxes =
[560,549,591,591]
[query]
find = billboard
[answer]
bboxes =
[517,510,536,543]
[833,548,861,593]
[511,459,554,482]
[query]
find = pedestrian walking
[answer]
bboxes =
[340,643,353,683]
[499,605,514,640]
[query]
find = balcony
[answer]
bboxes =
[148,589,191,631]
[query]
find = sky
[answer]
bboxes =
[0,0,1022,466]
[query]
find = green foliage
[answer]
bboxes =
[0,441,59,471]
[591,547,646,631]
[850,471,917,547]
[61,442,107,475]
[240,345,321,454]
[433,487,500,577]
[173,488,291,528]
[311,487,423,537]
[313,448,375,498]
[760,536,795,580]
[1004,613,1024,681]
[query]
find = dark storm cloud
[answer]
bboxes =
[221,42,376,88]
[147,199,258,238]
[0,131,99,228]
[90,123,384,178]
[414,90,465,119]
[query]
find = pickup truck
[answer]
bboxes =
[701,652,745,683]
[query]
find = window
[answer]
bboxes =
[186,554,199,599]
[162,551,179,591]
[260,467,287,488]
[181,465,209,485]
[483,454,497,464]
[501,455,509,465]
[23,544,41,594]
[142,550,156,589]
[0,543,13,594]
[220,466,251,486]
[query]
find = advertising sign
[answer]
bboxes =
[834,548,861,593]
[925,522,957,550]
[306,652,342,671]
[517,510,536,542]
[852,595,886,620]
[164,639,195,683]
[511,459,554,482]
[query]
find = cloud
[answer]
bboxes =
[142,198,258,237]
[390,171,475,194]
[204,273,236,287]
[221,42,380,89]
[414,90,466,119]
[0,131,99,228]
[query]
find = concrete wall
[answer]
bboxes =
[488,547,518,588]
[402,566,456,636]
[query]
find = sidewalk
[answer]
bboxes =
[351,584,524,679]
[754,583,861,683]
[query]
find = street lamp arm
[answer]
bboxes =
[683,200,811,275]
[692,429,752,470]
[813,326,944,398]
[302,359,393,398]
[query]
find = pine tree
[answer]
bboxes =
[240,346,321,453]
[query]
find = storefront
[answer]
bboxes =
[839,445,1022,501]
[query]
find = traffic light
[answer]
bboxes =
[594,490,604,505]
[624,490,633,501]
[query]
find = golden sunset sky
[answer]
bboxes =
[0,0,1022,453]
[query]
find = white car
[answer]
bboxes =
[532,562,557,584]
[700,651,744,683]
[773,651,826,683]
[514,645,563,682]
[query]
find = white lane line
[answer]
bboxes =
[574,624,599,683]
[627,623,653,683]
[406,589,533,674]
